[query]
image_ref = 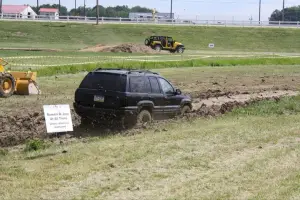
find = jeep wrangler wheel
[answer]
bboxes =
[145,39,150,46]
[137,109,152,126]
[154,45,162,52]
[181,105,191,115]
[177,47,184,53]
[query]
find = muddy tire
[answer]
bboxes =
[0,73,15,98]
[177,47,184,53]
[144,39,150,46]
[121,116,136,129]
[137,109,152,126]
[181,105,191,115]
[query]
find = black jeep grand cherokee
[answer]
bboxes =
[74,68,192,127]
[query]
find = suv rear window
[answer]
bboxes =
[79,72,127,92]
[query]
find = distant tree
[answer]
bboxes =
[69,6,93,16]
[31,4,156,17]
[130,6,153,13]
[91,5,106,17]
[269,5,300,21]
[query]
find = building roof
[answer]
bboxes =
[1,5,29,14]
[39,8,58,13]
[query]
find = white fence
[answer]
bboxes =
[1,13,300,28]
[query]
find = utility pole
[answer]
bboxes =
[282,0,285,21]
[59,0,61,15]
[170,0,173,19]
[96,0,99,24]
[84,0,86,16]
[0,0,2,14]
[75,0,77,16]
[258,0,261,24]
[37,0,39,14]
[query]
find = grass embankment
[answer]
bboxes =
[1,21,300,52]
[1,97,300,199]
[34,57,300,76]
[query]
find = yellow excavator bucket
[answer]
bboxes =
[0,58,41,98]
[8,71,40,95]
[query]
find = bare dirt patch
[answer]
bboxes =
[0,90,298,148]
[79,43,158,54]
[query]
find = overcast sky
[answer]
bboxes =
[4,0,299,21]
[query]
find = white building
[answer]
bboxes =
[1,5,37,19]
[39,8,59,20]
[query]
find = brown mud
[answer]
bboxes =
[79,43,158,53]
[0,90,298,148]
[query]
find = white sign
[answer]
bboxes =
[208,43,215,48]
[43,104,73,133]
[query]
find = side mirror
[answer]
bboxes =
[175,89,182,95]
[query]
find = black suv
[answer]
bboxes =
[74,68,192,127]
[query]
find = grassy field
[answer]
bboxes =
[1,97,300,200]
[1,20,300,199]
[1,21,300,52]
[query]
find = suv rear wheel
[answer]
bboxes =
[137,109,152,126]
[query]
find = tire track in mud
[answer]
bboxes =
[0,90,298,148]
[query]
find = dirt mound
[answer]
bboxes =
[193,89,242,99]
[0,110,81,148]
[79,43,157,53]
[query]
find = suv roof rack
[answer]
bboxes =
[93,68,124,71]
[91,68,159,75]
[127,69,159,75]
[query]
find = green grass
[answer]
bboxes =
[1,97,300,199]
[231,95,300,116]
[1,21,300,52]
[28,57,300,77]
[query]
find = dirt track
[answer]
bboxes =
[0,89,298,148]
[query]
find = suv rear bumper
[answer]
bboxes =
[73,102,138,121]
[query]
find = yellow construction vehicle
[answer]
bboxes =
[0,58,40,98]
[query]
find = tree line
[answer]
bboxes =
[269,5,300,21]
[31,4,155,17]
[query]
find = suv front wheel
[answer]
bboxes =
[181,105,191,115]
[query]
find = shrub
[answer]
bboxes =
[24,139,47,152]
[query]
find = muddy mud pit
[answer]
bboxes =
[0,90,299,148]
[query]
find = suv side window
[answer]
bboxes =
[129,76,151,93]
[148,77,161,94]
[158,78,174,94]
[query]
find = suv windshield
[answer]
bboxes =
[79,72,127,92]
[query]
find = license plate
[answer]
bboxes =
[94,95,104,102]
